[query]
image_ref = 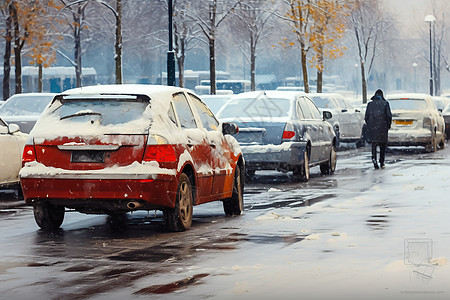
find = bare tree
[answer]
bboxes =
[188,0,238,94]
[349,0,392,103]
[230,0,274,91]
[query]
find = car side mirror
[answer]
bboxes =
[222,122,239,135]
[323,111,332,120]
[8,123,20,134]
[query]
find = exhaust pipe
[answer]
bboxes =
[127,201,143,210]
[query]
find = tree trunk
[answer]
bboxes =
[317,69,322,93]
[361,61,367,103]
[115,0,122,84]
[12,4,22,94]
[250,35,256,91]
[74,25,82,87]
[3,9,12,100]
[301,47,309,93]
[38,63,43,92]
[177,51,185,88]
[209,38,216,95]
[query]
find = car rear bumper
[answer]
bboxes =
[241,142,307,171]
[20,162,178,212]
[387,128,432,146]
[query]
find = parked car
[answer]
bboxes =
[432,96,450,112]
[0,93,56,133]
[0,117,27,190]
[0,100,5,108]
[20,85,244,231]
[216,91,336,181]
[308,93,365,147]
[201,94,233,114]
[386,93,445,152]
[441,103,450,139]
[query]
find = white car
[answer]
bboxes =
[0,93,56,133]
[387,93,445,152]
[201,94,232,114]
[309,93,365,147]
[0,117,27,189]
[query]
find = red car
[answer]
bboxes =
[20,85,244,231]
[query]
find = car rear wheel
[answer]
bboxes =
[320,146,337,175]
[164,173,193,232]
[294,150,309,182]
[223,165,244,216]
[426,133,437,153]
[33,201,65,230]
[439,133,445,149]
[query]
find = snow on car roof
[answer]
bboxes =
[386,93,431,100]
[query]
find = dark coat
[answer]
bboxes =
[365,95,392,143]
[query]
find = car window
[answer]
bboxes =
[167,102,178,126]
[188,93,219,131]
[306,98,322,120]
[172,92,197,129]
[310,96,333,108]
[298,97,314,119]
[387,99,428,111]
[296,101,305,119]
[218,96,291,119]
[0,95,52,116]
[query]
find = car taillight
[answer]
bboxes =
[423,117,432,128]
[282,131,295,139]
[22,144,37,167]
[143,145,177,162]
[282,123,296,140]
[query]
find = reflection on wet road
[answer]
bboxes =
[1,145,450,299]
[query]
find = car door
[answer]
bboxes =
[297,96,324,163]
[172,92,213,200]
[0,120,22,185]
[187,93,233,201]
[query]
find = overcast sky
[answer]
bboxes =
[381,0,448,36]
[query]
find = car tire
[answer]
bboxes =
[223,164,244,216]
[294,150,309,182]
[320,146,337,175]
[164,173,193,232]
[439,133,445,149]
[426,132,437,153]
[33,201,65,230]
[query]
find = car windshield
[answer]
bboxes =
[387,99,428,111]
[0,95,53,116]
[310,96,333,108]
[34,96,152,136]
[218,97,291,119]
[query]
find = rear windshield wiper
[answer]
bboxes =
[60,112,102,120]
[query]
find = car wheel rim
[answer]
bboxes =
[179,181,191,222]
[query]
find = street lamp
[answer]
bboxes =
[425,15,436,96]
[167,0,176,86]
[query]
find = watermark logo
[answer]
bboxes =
[404,238,434,280]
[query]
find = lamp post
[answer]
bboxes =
[167,0,176,86]
[425,15,436,96]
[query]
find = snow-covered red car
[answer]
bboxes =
[20,85,244,231]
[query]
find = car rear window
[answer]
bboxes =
[387,99,428,111]
[218,97,291,119]
[33,95,152,136]
[0,95,53,116]
[310,96,333,108]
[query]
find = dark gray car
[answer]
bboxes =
[216,91,337,181]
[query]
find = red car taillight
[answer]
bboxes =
[143,145,177,162]
[282,123,296,140]
[22,144,37,167]
[282,131,295,139]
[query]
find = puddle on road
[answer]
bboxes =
[134,273,209,295]
[366,214,389,231]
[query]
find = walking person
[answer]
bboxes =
[365,89,392,169]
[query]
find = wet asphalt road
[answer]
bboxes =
[1,144,450,300]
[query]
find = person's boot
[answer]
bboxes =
[373,159,379,169]
[380,161,385,169]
